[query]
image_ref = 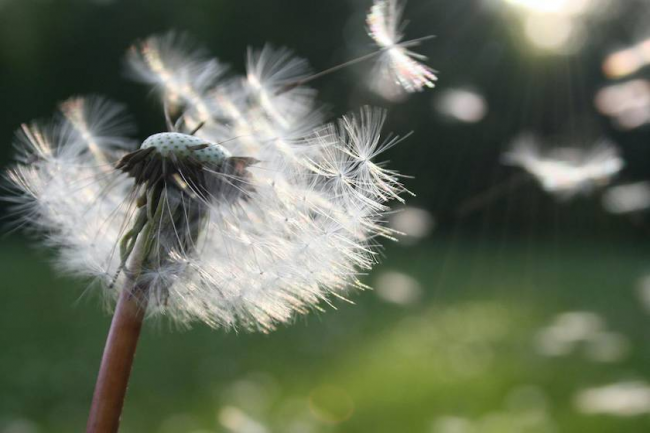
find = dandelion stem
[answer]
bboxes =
[86,285,147,433]
[87,221,154,433]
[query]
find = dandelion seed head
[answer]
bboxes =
[140,132,231,162]
[6,31,420,332]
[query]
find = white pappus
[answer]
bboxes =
[6,32,416,332]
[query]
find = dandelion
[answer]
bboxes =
[366,0,438,93]
[502,134,624,199]
[5,27,428,431]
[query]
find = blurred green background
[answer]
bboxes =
[2,0,650,432]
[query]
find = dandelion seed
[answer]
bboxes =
[6,95,136,280]
[367,0,438,93]
[273,0,437,97]
[126,31,228,123]
[245,45,317,130]
[502,134,624,199]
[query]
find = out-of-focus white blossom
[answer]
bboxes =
[388,206,435,243]
[575,381,650,417]
[534,311,604,357]
[636,275,650,314]
[374,270,423,305]
[366,0,437,93]
[534,311,629,363]
[218,406,269,433]
[6,33,417,332]
[0,419,40,433]
[434,88,488,123]
[308,385,355,424]
[602,182,650,214]
[502,134,624,199]
[430,416,475,433]
[584,331,630,363]
[594,80,650,130]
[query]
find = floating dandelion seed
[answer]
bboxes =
[502,134,624,199]
[259,0,437,99]
[367,0,438,93]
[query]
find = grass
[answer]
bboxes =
[1,234,650,432]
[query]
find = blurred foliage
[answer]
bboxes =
[2,238,650,432]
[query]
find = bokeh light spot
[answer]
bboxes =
[308,385,354,424]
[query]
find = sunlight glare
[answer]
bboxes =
[505,0,591,15]
[501,0,608,53]
[524,14,576,51]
